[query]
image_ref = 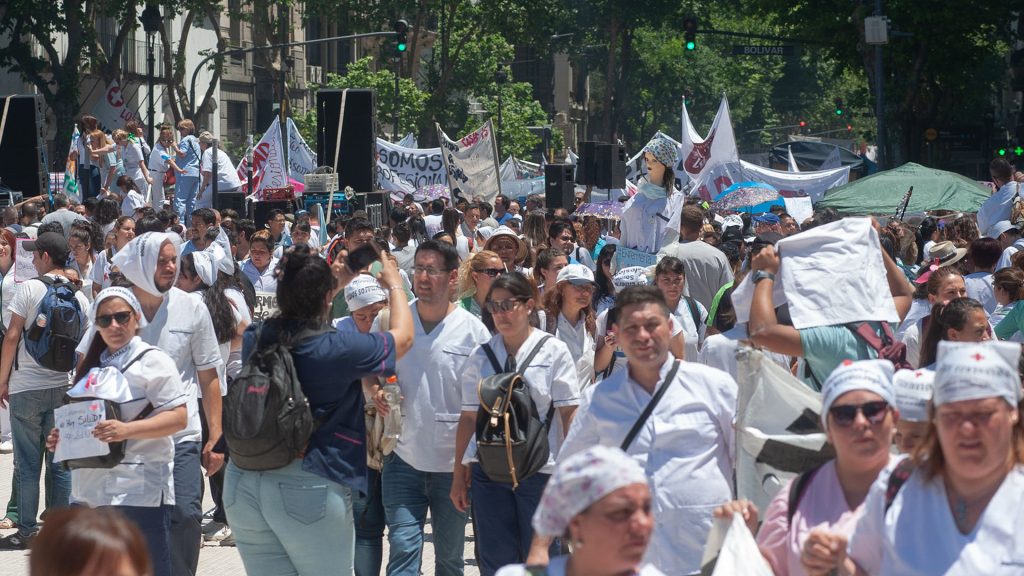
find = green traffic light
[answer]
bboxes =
[685,41,695,50]
[835,109,843,116]
[1016,146,1024,155]
[999,148,1007,156]
[397,42,407,52]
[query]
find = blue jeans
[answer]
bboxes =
[10,387,71,537]
[108,504,173,576]
[170,441,202,576]
[470,464,550,576]
[353,467,385,576]
[175,175,200,225]
[382,454,467,576]
[224,459,356,576]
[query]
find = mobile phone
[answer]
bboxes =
[346,243,380,271]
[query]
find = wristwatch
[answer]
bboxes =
[752,270,776,284]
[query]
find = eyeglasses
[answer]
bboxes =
[936,409,999,429]
[486,298,525,314]
[473,268,504,278]
[95,311,133,328]
[829,401,890,427]
[568,282,595,293]
[412,265,452,277]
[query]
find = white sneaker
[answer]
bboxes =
[0,441,12,454]
[205,526,232,543]
[202,521,226,539]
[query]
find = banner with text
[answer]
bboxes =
[437,120,502,203]
[253,291,279,322]
[376,138,446,197]
[92,80,140,131]
[236,117,318,196]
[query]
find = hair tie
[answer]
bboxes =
[914,258,941,285]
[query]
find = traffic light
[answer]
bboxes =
[834,98,844,116]
[683,17,698,51]
[1016,146,1024,156]
[394,19,409,53]
[998,148,1008,156]
[799,120,807,128]
[847,124,853,132]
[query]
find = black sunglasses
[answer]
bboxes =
[473,268,505,278]
[486,298,526,313]
[829,401,890,428]
[95,311,133,328]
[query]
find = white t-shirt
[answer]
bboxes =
[224,288,250,380]
[671,297,708,362]
[0,268,17,328]
[71,338,188,508]
[123,141,146,181]
[496,556,664,576]
[459,328,581,474]
[552,312,596,390]
[148,142,172,173]
[121,190,146,217]
[241,257,278,293]
[561,356,736,576]
[964,272,997,314]
[424,213,444,238]
[8,274,91,394]
[392,303,491,473]
[200,148,242,193]
[698,324,791,380]
[76,288,222,444]
[849,464,1024,575]
[91,249,116,292]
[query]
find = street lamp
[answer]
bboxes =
[139,3,162,147]
[494,68,508,156]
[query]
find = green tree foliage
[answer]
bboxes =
[466,82,565,160]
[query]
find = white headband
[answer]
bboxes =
[344,274,388,312]
[91,286,147,329]
[934,341,1021,407]
[821,359,896,430]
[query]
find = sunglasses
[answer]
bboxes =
[829,401,890,428]
[486,298,525,314]
[95,311,133,328]
[473,268,504,278]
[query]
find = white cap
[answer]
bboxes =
[344,274,388,312]
[892,368,935,422]
[556,263,595,285]
[934,341,1021,407]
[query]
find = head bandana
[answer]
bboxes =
[111,232,182,297]
[892,368,935,422]
[190,250,217,287]
[820,359,896,430]
[934,340,1022,408]
[612,266,650,292]
[206,243,235,276]
[643,134,679,168]
[344,274,388,312]
[91,286,147,329]
[532,446,647,538]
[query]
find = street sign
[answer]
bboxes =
[731,45,795,56]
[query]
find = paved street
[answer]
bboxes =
[0,451,480,575]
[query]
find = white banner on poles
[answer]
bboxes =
[437,120,502,203]
[375,139,446,196]
[236,118,318,195]
[92,80,140,130]
[735,348,833,514]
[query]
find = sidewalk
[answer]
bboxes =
[0,451,480,575]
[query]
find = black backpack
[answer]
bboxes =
[475,335,553,489]
[224,323,332,471]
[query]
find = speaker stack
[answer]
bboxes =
[575,141,598,186]
[0,94,46,199]
[316,89,377,193]
[575,140,626,190]
[545,164,575,209]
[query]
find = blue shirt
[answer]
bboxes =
[179,135,201,177]
[242,318,396,494]
[798,322,889,390]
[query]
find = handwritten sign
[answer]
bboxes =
[253,291,278,322]
[14,238,37,283]
[614,246,657,272]
[53,401,110,463]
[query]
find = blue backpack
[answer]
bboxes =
[24,276,85,372]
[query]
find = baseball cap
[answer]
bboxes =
[24,232,69,262]
[753,212,781,225]
[556,263,595,286]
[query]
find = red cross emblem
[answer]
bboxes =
[971,353,985,362]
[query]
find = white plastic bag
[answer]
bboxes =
[701,512,774,576]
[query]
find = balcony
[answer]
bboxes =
[97,32,165,78]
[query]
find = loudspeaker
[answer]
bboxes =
[215,192,246,215]
[252,200,292,230]
[545,164,575,209]
[0,94,46,198]
[595,143,627,189]
[575,140,598,186]
[317,89,376,193]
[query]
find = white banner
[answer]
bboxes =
[437,120,502,203]
[92,80,140,130]
[253,291,278,322]
[236,117,318,195]
[376,139,446,196]
[680,97,739,187]
[286,118,318,180]
[735,348,832,514]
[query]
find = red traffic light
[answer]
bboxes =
[798,120,807,128]
[847,124,853,131]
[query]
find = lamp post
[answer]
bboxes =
[494,68,508,157]
[139,3,162,147]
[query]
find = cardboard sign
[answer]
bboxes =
[53,401,110,463]
[613,246,657,272]
[253,291,278,322]
[14,238,37,283]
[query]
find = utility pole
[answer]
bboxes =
[279,3,289,179]
[873,0,886,169]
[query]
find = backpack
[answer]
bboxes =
[475,335,553,488]
[846,321,912,370]
[224,323,333,471]
[24,276,85,372]
[786,457,917,523]
[62,349,157,470]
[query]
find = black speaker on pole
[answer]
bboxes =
[0,94,46,199]
[575,140,598,186]
[545,164,575,209]
[316,89,377,193]
[595,143,627,189]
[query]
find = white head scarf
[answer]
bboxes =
[344,274,388,312]
[190,250,217,287]
[111,232,182,297]
[892,368,935,422]
[532,446,648,538]
[820,359,896,430]
[205,243,235,276]
[934,341,1022,407]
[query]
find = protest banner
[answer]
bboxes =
[376,139,446,196]
[92,80,140,131]
[236,117,318,196]
[53,401,110,463]
[437,120,502,203]
[253,291,278,322]
[613,246,658,271]
[734,348,833,514]
[679,97,739,192]
[14,238,37,283]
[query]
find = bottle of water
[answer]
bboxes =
[383,375,402,440]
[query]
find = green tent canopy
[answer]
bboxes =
[816,162,990,215]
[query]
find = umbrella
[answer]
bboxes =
[575,201,623,220]
[415,184,450,202]
[817,162,990,215]
[712,182,780,212]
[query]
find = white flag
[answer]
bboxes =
[787,147,800,172]
[680,96,739,200]
[92,80,140,130]
[819,145,842,170]
[437,120,502,203]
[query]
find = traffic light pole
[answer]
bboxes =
[873,0,886,169]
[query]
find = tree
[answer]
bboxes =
[466,81,565,160]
